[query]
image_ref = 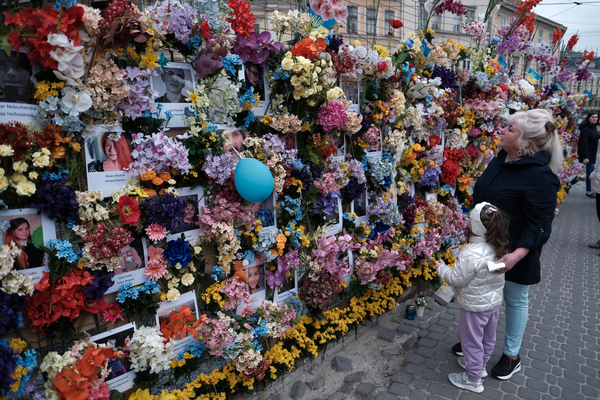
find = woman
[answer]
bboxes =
[244,264,262,294]
[4,218,45,270]
[156,67,187,103]
[88,132,134,172]
[577,111,599,198]
[588,145,600,251]
[171,199,199,234]
[115,244,143,275]
[452,109,561,381]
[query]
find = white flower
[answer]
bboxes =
[62,87,93,112]
[166,288,180,301]
[0,145,14,157]
[127,326,174,374]
[47,33,70,47]
[13,161,28,173]
[181,273,194,286]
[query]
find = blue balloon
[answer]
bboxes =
[234,158,274,203]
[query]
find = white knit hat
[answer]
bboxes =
[470,202,497,237]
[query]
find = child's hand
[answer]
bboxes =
[434,260,445,269]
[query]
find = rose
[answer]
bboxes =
[116,196,140,225]
[165,239,193,269]
[389,19,403,29]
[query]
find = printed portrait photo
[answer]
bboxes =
[220,127,247,155]
[91,322,137,392]
[171,195,200,235]
[0,51,36,104]
[86,131,134,173]
[0,212,45,270]
[352,188,368,218]
[324,197,343,237]
[255,193,276,230]
[151,66,194,104]
[332,135,345,159]
[244,62,265,103]
[282,131,297,151]
[114,235,145,276]
[274,269,298,304]
[156,293,198,328]
[243,262,265,295]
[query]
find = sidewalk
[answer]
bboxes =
[259,181,600,400]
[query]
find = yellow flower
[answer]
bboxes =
[140,48,159,70]
[129,388,155,400]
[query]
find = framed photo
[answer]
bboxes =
[156,290,201,354]
[149,62,196,127]
[324,197,343,237]
[340,250,354,285]
[0,208,56,284]
[351,188,369,225]
[105,233,147,294]
[367,128,383,156]
[274,268,298,304]
[91,322,136,393]
[0,50,41,125]
[254,192,277,232]
[242,62,269,116]
[236,256,266,315]
[340,74,360,113]
[281,132,297,151]
[84,125,132,197]
[406,181,415,198]
[166,186,205,242]
[331,134,345,161]
[217,125,247,158]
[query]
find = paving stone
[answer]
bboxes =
[402,337,418,351]
[290,381,307,399]
[374,392,398,400]
[306,377,325,391]
[416,337,437,348]
[433,285,454,306]
[390,371,413,385]
[518,386,542,400]
[269,394,284,400]
[354,382,376,399]
[343,371,366,383]
[331,356,353,372]
[339,382,355,394]
[427,382,459,398]
[387,383,410,397]
[381,347,400,359]
[395,324,415,335]
[377,328,397,342]
[326,393,345,400]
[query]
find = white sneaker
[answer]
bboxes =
[457,356,488,378]
[448,371,484,393]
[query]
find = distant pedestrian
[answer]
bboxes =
[588,144,600,251]
[436,202,510,394]
[577,111,599,198]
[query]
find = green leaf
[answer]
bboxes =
[109,390,124,400]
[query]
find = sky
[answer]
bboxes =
[534,0,600,52]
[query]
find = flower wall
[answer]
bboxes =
[0,0,591,399]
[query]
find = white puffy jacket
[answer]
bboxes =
[591,146,600,194]
[437,236,504,312]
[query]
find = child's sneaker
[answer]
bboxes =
[457,356,488,378]
[448,371,484,393]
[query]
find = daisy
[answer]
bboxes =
[144,259,168,280]
[102,303,125,323]
[146,223,167,241]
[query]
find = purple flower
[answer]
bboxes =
[141,193,186,231]
[202,152,239,185]
[195,38,228,79]
[313,191,340,215]
[417,165,441,189]
[340,177,366,202]
[232,32,283,67]
[430,65,457,89]
[31,173,79,223]
[0,290,28,336]
[82,268,115,301]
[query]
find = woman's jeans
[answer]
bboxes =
[503,281,530,357]
[586,163,596,192]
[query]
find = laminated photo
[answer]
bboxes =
[150,62,196,127]
[91,322,137,393]
[166,186,205,243]
[0,208,56,284]
[156,290,201,354]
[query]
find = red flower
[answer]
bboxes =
[552,27,563,46]
[428,135,441,147]
[567,34,579,51]
[116,196,140,225]
[291,37,327,61]
[102,303,125,324]
[54,368,90,400]
[200,21,211,40]
[377,61,388,72]
[389,19,403,29]
[226,0,256,37]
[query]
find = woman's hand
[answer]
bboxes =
[583,158,589,164]
[495,247,530,274]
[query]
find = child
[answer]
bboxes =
[435,201,511,393]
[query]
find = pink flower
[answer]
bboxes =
[317,101,348,133]
[144,259,168,280]
[310,0,327,14]
[102,303,125,323]
[146,223,167,241]
[320,3,335,20]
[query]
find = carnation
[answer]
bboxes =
[317,101,348,132]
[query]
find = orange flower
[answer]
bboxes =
[71,142,81,152]
[159,172,171,181]
[144,188,157,197]
[291,37,327,61]
[152,176,164,185]
[54,368,90,400]
[76,347,115,379]
[140,170,157,181]
[160,305,204,341]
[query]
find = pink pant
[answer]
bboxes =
[460,307,500,381]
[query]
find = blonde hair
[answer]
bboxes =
[507,109,563,174]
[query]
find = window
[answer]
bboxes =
[454,15,462,32]
[432,15,441,30]
[367,7,377,35]
[385,10,395,31]
[538,29,544,43]
[501,17,508,28]
[420,3,427,30]
[347,6,358,34]
[466,10,475,22]
[253,23,260,34]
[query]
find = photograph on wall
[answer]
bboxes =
[105,233,147,294]
[340,74,360,113]
[156,290,201,354]
[218,125,247,157]
[236,256,266,315]
[0,50,41,124]
[254,192,277,231]
[90,322,136,393]
[242,62,269,116]
[273,268,298,304]
[367,128,383,155]
[324,197,343,237]
[340,250,354,285]
[85,125,132,197]
[0,208,56,284]
[331,134,345,160]
[149,62,195,127]
[351,188,369,225]
[282,131,297,151]
[166,186,205,242]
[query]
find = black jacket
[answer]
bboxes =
[578,124,599,164]
[473,150,559,285]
